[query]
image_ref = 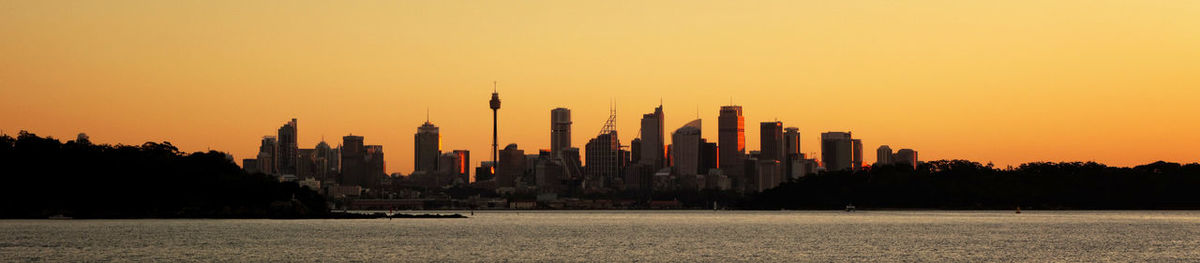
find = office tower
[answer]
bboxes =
[276,118,298,176]
[760,121,784,162]
[257,136,277,174]
[699,140,718,174]
[895,149,919,169]
[821,132,854,171]
[852,139,863,171]
[639,105,665,170]
[364,145,385,187]
[475,162,496,182]
[297,148,317,179]
[242,159,260,174]
[551,108,572,155]
[784,127,801,157]
[535,156,564,195]
[451,150,470,184]
[877,145,894,165]
[718,106,746,188]
[629,138,642,163]
[489,84,501,172]
[497,144,525,188]
[315,141,336,180]
[671,119,702,176]
[414,121,441,173]
[341,135,365,186]
[585,131,621,189]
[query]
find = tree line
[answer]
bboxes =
[744,160,1200,210]
[0,131,329,219]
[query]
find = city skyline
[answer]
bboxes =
[4,1,1200,174]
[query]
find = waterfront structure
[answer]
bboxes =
[821,132,854,171]
[551,108,572,156]
[718,105,746,190]
[639,105,666,170]
[671,119,702,176]
[415,121,441,173]
[877,145,894,165]
[276,119,298,176]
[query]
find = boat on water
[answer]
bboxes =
[48,214,72,220]
[845,204,856,212]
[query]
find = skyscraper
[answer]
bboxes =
[718,106,745,187]
[497,144,525,188]
[364,145,385,187]
[821,132,853,171]
[639,105,665,170]
[760,121,784,162]
[784,127,801,157]
[876,145,894,165]
[671,119,702,176]
[551,108,572,155]
[585,131,621,190]
[341,135,365,186]
[852,139,863,171]
[257,136,277,174]
[894,149,919,169]
[414,121,441,173]
[276,118,298,175]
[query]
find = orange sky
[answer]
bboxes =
[2,1,1198,174]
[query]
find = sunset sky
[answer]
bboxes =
[2,1,1198,174]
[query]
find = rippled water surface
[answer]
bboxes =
[3,211,1199,262]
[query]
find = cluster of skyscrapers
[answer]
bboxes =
[239,90,920,200]
[241,118,386,193]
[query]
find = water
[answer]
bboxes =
[2,211,1199,262]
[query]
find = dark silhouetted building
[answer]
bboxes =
[551,108,572,155]
[639,105,666,170]
[852,139,863,171]
[257,136,277,174]
[877,145,894,165]
[364,145,385,187]
[671,119,702,176]
[276,118,298,176]
[585,131,621,191]
[415,121,440,173]
[497,144,525,188]
[340,135,366,187]
[895,148,919,169]
[821,132,853,171]
[719,105,746,190]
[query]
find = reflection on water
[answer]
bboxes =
[2,211,1199,262]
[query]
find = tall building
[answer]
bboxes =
[550,108,572,155]
[783,127,801,179]
[315,141,337,180]
[821,132,854,171]
[340,135,365,187]
[451,150,470,184]
[639,105,666,170]
[414,121,441,173]
[489,84,501,174]
[364,145,385,187]
[894,149,919,169]
[671,119,702,176]
[718,106,746,188]
[760,121,784,162]
[876,145,894,165]
[852,139,863,171]
[585,131,621,190]
[497,144,525,188]
[276,118,298,176]
[784,127,801,157]
[257,136,277,174]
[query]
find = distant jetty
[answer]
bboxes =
[325,212,468,219]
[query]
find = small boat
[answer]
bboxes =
[48,214,72,220]
[1015,206,1022,214]
[845,204,856,212]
